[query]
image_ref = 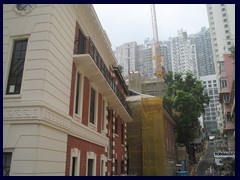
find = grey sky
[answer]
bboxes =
[93,4,209,50]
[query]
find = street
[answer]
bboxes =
[196,141,215,176]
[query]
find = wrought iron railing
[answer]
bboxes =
[74,37,132,117]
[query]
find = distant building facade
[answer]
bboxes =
[115,42,137,78]
[190,27,215,76]
[128,71,166,97]
[200,75,219,134]
[160,40,172,73]
[206,4,235,90]
[170,30,198,78]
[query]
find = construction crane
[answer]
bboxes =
[150,4,163,78]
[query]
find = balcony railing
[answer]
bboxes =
[74,37,132,117]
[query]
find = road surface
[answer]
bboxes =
[196,141,215,176]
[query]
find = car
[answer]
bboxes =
[213,158,224,169]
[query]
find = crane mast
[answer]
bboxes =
[150,4,163,78]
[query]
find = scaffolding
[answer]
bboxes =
[141,97,166,175]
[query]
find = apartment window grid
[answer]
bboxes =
[6,39,28,95]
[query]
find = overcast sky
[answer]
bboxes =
[93,4,209,50]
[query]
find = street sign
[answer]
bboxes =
[214,151,235,158]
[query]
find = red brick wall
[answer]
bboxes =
[65,135,106,176]
[82,77,90,126]
[106,110,127,175]
[164,114,176,158]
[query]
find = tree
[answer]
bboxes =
[230,45,235,60]
[163,71,210,162]
[117,65,123,74]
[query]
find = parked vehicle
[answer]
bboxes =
[213,158,224,170]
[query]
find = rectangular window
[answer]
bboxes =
[101,100,105,131]
[121,123,124,145]
[220,62,225,71]
[115,159,118,175]
[107,141,110,159]
[220,78,228,88]
[107,108,111,120]
[115,117,118,134]
[87,159,94,176]
[77,30,85,54]
[3,152,12,176]
[70,148,80,176]
[90,88,96,124]
[121,160,124,175]
[6,39,28,95]
[100,160,105,176]
[75,72,81,115]
[71,157,77,176]
[223,94,230,103]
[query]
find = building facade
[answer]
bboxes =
[160,40,172,73]
[3,4,131,176]
[128,71,166,97]
[206,4,235,139]
[114,42,137,78]
[200,75,219,134]
[219,54,235,151]
[190,27,215,76]
[126,96,177,176]
[170,30,199,78]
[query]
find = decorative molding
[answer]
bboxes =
[3,107,40,120]
[3,105,108,148]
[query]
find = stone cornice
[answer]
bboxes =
[3,104,108,148]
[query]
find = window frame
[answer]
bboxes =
[115,116,118,135]
[6,39,28,95]
[100,154,107,176]
[86,152,96,176]
[74,71,83,119]
[101,100,106,132]
[69,148,80,176]
[121,123,124,145]
[89,87,98,126]
[220,78,228,88]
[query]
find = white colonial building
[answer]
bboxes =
[3,4,131,176]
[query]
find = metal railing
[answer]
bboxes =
[74,37,132,117]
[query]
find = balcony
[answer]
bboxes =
[73,37,132,122]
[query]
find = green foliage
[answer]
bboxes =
[117,64,123,73]
[163,71,210,148]
[230,45,235,60]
